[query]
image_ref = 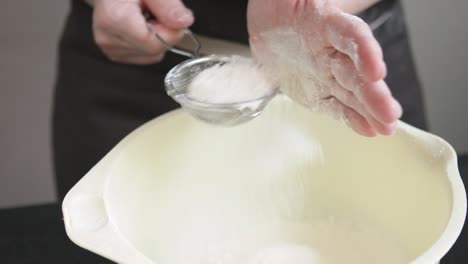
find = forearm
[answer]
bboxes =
[331,0,381,14]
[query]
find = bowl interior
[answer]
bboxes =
[104,97,453,264]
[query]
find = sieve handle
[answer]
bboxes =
[143,11,201,59]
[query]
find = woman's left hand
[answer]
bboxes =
[248,0,402,137]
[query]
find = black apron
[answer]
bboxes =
[53,0,426,202]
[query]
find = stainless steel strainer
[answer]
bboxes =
[164,55,277,126]
[146,21,277,126]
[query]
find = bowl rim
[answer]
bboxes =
[397,121,467,264]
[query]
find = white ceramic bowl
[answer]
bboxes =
[62,96,466,264]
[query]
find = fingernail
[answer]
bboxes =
[172,8,194,24]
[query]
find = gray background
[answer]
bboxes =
[1,1,467,208]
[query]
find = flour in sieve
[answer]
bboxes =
[187,57,275,104]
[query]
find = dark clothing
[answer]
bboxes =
[185,0,250,44]
[360,1,427,129]
[53,0,426,200]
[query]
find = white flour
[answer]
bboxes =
[256,28,349,122]
[199,220,410,264]
[187,57,274,104]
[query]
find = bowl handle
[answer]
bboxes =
[62,151,153,264]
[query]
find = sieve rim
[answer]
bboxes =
[164,55,278,110]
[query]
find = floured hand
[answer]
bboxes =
[248,0,402,136]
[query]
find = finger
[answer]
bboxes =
[370,118,398,135]
[118,9,185,55]
[330,53,402,124]
[326,10,386,81]
[126,53,166,64]
[343,106,378,137]
[147,22,186,50]
[359,80,403,124]
[107,52,166,65]
[321,97,377,137]
[144,0,194,29]
[103,4,164,55]
[330,52,359,92]
[95,31,153,57]
[329,83,398,135]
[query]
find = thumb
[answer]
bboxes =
[145,0,194,30]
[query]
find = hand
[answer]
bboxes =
[248,0,402,137]
[92,0,194,64]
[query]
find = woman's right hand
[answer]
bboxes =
[92,0,194,64]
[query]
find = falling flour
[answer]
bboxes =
[187,57,274,104]
[167,27,404,264]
